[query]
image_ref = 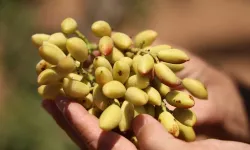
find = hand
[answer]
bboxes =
[42,98,137,150]
[41,51,250,149]
[42,100,250,150]
[131,114,250,150]
[171,51,250,142]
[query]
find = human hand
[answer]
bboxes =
[42,98,137,150]
[171,51,250,142]
[131,114,250,150]
[42,99,249,150]
[41,50,250,149]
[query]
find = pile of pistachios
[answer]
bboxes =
[32,18,208,146]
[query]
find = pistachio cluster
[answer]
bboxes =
[32,18,208,146]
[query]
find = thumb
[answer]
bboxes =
[132,114,186,150]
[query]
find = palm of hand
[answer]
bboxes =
[174,53,249,142]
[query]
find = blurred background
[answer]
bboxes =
[0,0,249,149]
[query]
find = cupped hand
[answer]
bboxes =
[42,98,137,150]
[42,99,249,150]
[41,50,250,150]
[173,51,250,142]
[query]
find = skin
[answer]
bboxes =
[41,52,250,150]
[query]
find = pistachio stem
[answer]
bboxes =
[149,53,160,63]
[136,48,160,63]
[136,49,147,55]
[139,41,145,49]
[87,43,98,54]
[161,102,167,112]
[129,48,140,53]
[75,30,98,54]
[75,30,90,44]
[78,62,95,83]
[88,43,98,50]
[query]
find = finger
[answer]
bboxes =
[41,100,88,149]
[132,114,187,150]
[197,139,250,150]
[55,98,137,150]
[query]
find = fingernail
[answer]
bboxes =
[55,97,70,112]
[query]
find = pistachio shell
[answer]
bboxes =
[98,36,113,55]
[63,78,90,98]
[125,52,134,58]
[93,56,112,72]
[91,20,112,37]
[149,44,171,55]
[38,83,62,99]
[165,91,195,108]
[37,68,61,85]
[111,32,133,50]
[39,41,66,65]
[119,57,133,67]
[152,78,170,97]
[102,81,126,99]
[93,84,112,111]
[66,73,83,81]
[95,67,113,86]
[182,78,208,99]
[134,30,158,48]
[66,37,88,62]
[82,80,92,89]
[145,86,162,106]
[56,56,76,75]
[32,34,50,47]
[132,55,142,74]
[99,104,122,131]
[125,87,148,106]
[157,49,189,64]
[119,101,134,132]
[61,18,78,34]
[48,32,67,52]
[80,93,93,109]
[137,54,154,75]
[105,47,124,64]
[125,74,149,89]
[112,60,130,84]
[154,62,181,87]
[173,108,197,127]
[164,63,185,72]
[177,121,196,142]
[158,111,179,137]
[36,60,52,75]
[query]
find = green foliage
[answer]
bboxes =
[0,88,78,150]
[0,1,78,150]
